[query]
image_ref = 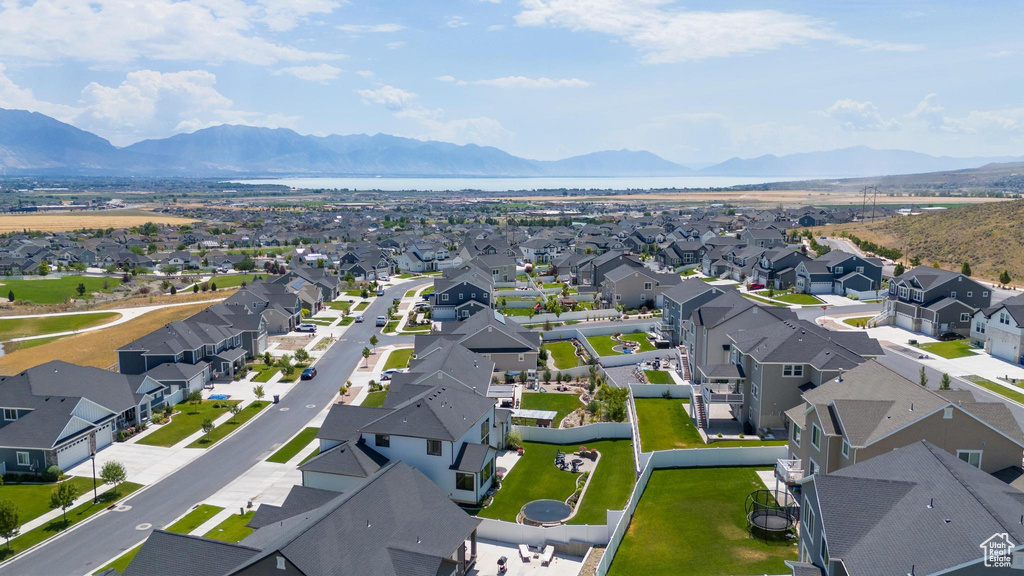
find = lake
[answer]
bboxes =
[227,175,813,192]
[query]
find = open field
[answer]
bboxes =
[499,190,1013,206]
[0,275,121,304]
[0,209,196,233]
[0,312,119,341]
[0,301,215,374]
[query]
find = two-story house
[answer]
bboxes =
[740,227,787,248]
[971,293,1024,365]
[656,239,706,270]
[659,280,729,347]
[793,250,883,297]
[225,280,303,334]
[416,311,540,374]
[600,264,682,311]
[879,266,991,336]
[431,264,494,321]
[752,248,810,290]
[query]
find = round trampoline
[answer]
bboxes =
[519,499,573,527]
[745,489,797,541]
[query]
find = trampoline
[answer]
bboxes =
[745,489,797,541]
[519,499,573,527]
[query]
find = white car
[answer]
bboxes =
[296,323,317,333]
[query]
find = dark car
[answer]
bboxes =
[376,289,385,297]
[938,332,965,341]
[301,367,317,380]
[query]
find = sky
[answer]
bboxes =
[0,0,1022,165]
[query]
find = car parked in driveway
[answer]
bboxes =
[748,283,765,290]
[301,367,317,380]
[296,323,317,333]
[381,368,405,380]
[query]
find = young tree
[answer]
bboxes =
[187,390,203,414]
[170,285,177,295]
[369,335,378,353]
[76,282,86,297]
[1000,270,1012,286]
[910,256,921,267]
[253,385,265,405]
[939,373,952,390]
[6,290,12,302]
[0,500,19,550]
[99,461,127,496]
[210,282,217,291]
[893,262,905,277]
[193,283,199,294]
[362,347,371,367]
[919,366,928,387]
[38,261,50,276]
[961,262,972,276]
[49,481,80,526]
[228,404,241,423]
[294,348,310,362]
[201,418,215,441]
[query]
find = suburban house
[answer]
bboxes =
[431,263,494,321]
[971,293,1024,365]
[789,441,1024,576]
[225,280,303,334]
[878,266,991,336]
[740,227,787,248]
[309,380,498,505]
[751,248,810,290]
[656,239,705,270]
[124,463,483,576]
[779,360,1024,484]
[708,318,883,432]
[471,253,517,284]
[117,316,251,382]
[276,265,341,302]
[659,280,730,347]
[600,265,682,310]
[0,361,161,472]
[518,238,559,263]
[793,250,884,297]
[580,251,644,289]
[416,311,540,373]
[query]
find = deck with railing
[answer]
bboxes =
[775,458,804,484]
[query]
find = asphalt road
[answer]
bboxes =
[0,282,421,576]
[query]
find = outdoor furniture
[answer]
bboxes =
[497,556,508,574]
[571,459,583,473]
[519,545,531,562]
[541,545,555,566]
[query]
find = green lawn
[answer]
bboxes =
[620,332,656,352]
[643,370,674,384]
[966,376,1024,404]
[741,293,788,307]
[635,398,788,450]
[502,307,536,317]
[0,481,142,562]
[842,316,873,328]
[208,274,258,289]
[138,400,238,447]
[165,504,224,533]
[354,301,369,311]
[608,468,795,576]
[341,289,363,297]
[203,511,255,542]
[186,402,269,449]
[544,341,580,369]
[383,348,414,370]
[339,316,355,326]
[0,477,98,528]
[1,275,121,304]
[3,335,65,353]
[479,440,635,525]
[362,390,388,407]
[517,393,581,427]
[756,291,823,305]
[327,300,353,311]
[587,333,654,356]
[0,312,119,341]
[267,427,320,463]
[918,339,978,359]
[252,367,279,383]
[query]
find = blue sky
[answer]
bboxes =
[0,0,1021,164]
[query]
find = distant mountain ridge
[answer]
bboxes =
[0,107,1019,178]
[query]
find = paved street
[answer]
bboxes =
[0,282,422,576]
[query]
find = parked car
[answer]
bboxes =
[381,368,404,380]
[938,332,965,341]
[748,283,765,290]
[376,289,385,296]
[301,367,317,380]
[296,323,317,333]
[375,315,388,327]
[354,314,364,323]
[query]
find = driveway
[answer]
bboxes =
[0,281,425,576]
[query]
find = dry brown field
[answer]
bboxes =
[0,209,197,233]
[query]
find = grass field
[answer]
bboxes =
[139,400,239,447]
[208,274,259,289]
[643,370,674,384]
[965,376,1024,405]
[917,339,978,359]
[757,291,823,305]
[267,427,320,463]
[354,301,369,311]
[0,312,119,341]
[0,301,215,374]
[0,481,142,562]
[608,468,795,576]
[517,392,581,427]
[327,300,353,311]
[479,440,634,525]
[165,504,224,533]
[741,293,788,307]
[544,341,580,369]
[203,511,255,542]
[0,275,121,304]
[0,209,195,233]
[842,316,873,328]
[2,335,64,353]
[0,477,98,529]
[362,390,388,407]
[186,402,268,449]
[635,398,788,450]
[587,333,655,356]
[383,348,414,371]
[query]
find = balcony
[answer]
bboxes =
[775,458,804,484]
[701,383,743,404]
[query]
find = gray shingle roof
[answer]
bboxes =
[298,440,389,478]
[248,486,339,530]
[123,531,260,576]
[729,318,883,371]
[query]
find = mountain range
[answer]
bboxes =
[0,107,1020,179]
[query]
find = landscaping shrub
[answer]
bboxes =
[42,466,63,482]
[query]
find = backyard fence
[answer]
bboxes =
[476,518,610,550]
[512,422,632,444]
[628,383,690,398]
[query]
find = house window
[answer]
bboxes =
[841,440,850,458]
[458,293,464,300]
[834,267,843,275]
[808,459,818,475]
[441,293,449,302]
[899,286,909,299]
[518,354,524,362]
[821,536,829,566]
[455,472,474,491]
[16,452,29,467]
[912,290,923,302]
[983,291,989,297]
[375,434,390,448]
[1000,312,1011,325]
[2,408,16,421]
[792,423,801,447]
[960,313,970,322]
[811,424,821,450]
[976,322,986,334]
[644,282,653,290]
[481,419,490,445]
[783,365,803,377]
[957,450,982,468]
[950,291,956,299]
[967,291,973,297]
[803,500,815,539]
[481,459,494,485]
[427,439,442,456]
[751,383,759,400]
[943,407,953,419]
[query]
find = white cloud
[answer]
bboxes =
[0,63,80,123]
[386,41,406,50]
[447,16,470,28]
[487,24,506,31]
[0,0,344,65]
[435,75,457,82]
[905,93,946,131]
[274,64,342,83]
[355,70,375,78]
[825,98,899,131]
[355,84,510,145]
[906,94,1024,137]
[357,85,420,111]
[515,0,920,63]
[457,75,591,88]
[337,23,406,33]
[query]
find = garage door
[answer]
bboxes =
[94,423,113,450]
[57,436,92,469]
[896,313,915,331]
[991,339,1019,363]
